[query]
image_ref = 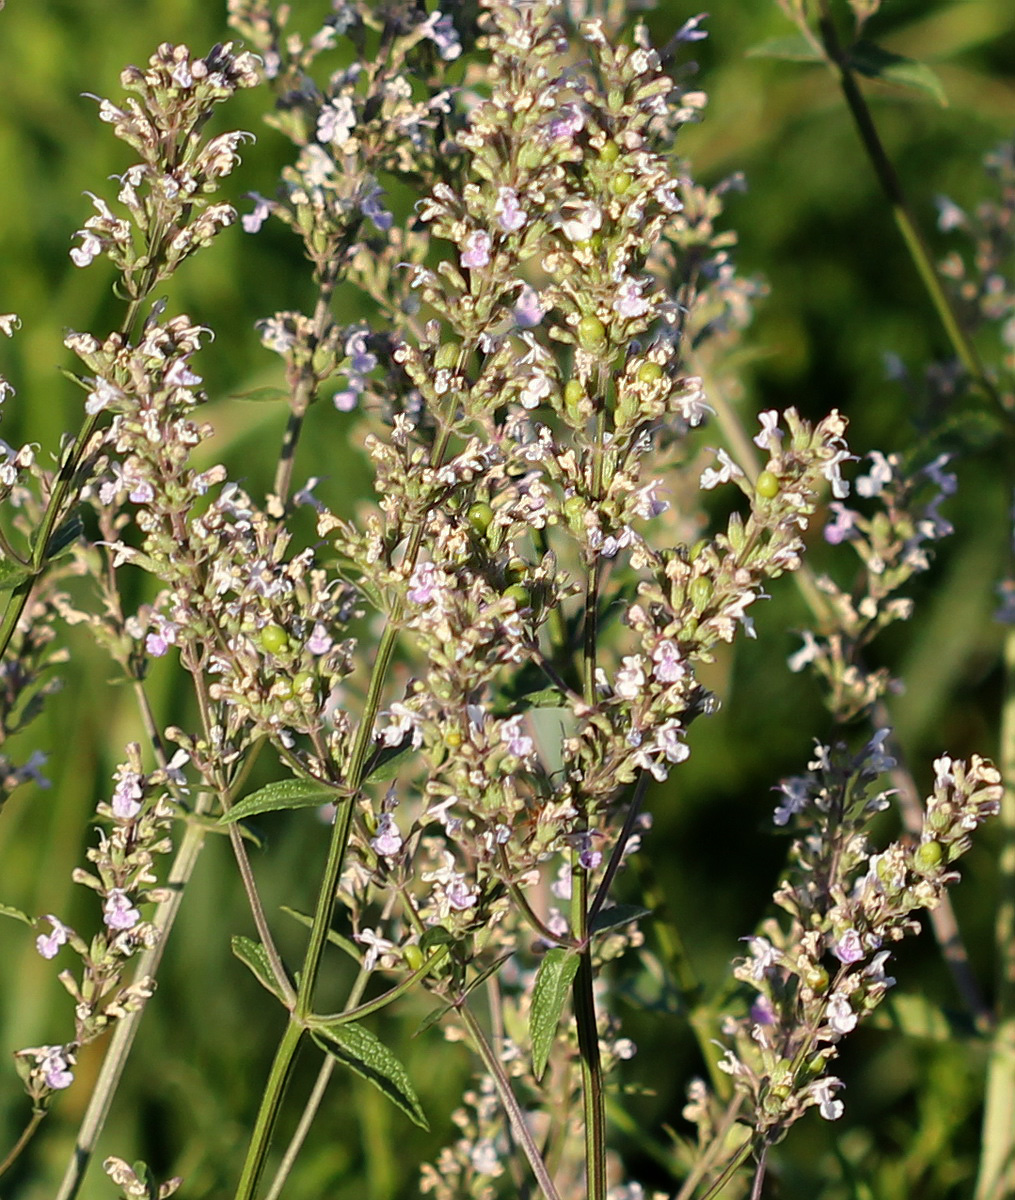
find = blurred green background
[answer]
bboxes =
[0,1,1012,1197]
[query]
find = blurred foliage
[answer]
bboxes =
[0,0,1012,1197]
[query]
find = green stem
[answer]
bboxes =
[974,626,1015,1200]
[0,1110,46,1180]
[814,1,1003,414]
[459,1003,562,1200]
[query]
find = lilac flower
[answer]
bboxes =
[651,639,685,682]
[242,192,275,234]
[103,889,141,932]
[699,447,743,489]
[371,813,404,858]
[36,915,71,960]
[500,715,534,758]
[674,13,709,42]
[495,187,526,233]
[772,774,811,825]
[742,935,779,981]
[753,409,782,449]
[615,655,646,700]
[610,277,647,320]
[832,928,864,964]
[408,561,439,604]
[460,230,491,268]
[826,991,857,1034]
[824,501,857,545]
[419,10,462,60]
[513,284,544,328]
[356,927,395,971]
[39,1046,75,1090]
[360,182,393,231]
[111,767,144,820]
[317,96,356,145]
[70,232,103,268]
[559,199,602,243]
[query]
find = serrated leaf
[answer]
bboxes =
[849,39,947,106]
[219,779,339,824]
[530,948,581,1080]
[589,904,651,936]
[419,925,456,954]
[229,385,290,403]
[311,1020,429,1129]
[231,935,290,1002]
[0,903,33,926]
[746,33,825,63]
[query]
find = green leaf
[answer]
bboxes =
[43,512,84,560]
[310,1021,429,1129]
[515,687,571,709]
[363,740,415,783]
[218,779,339,824]
[746,33,825,63]
[530,948,581,1080]
[229,386,290,403]
[0,555,36,593]
[231,935,290,1002]
[848,39,948,106]
[0,903,33,926]
[415,1001,456,1037]
[589,904,651,936]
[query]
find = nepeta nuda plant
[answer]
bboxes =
[0,2,1004,1199]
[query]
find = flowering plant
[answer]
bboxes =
[0,2,1010,1199]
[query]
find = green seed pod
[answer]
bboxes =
[258,623,289,655]
[637,361,664,384]
[504,584,529,609]
[805,964,830,992]
[689,576,713,609]
[915,840,944,871]
[434,342,460,370]
[444,728,463,748]
[564,379,585,405]
[600,140,621,164]
[611,171,634,195]
[577,314,607,352]
[403,944,425,972]
[756,470,780,499]
[467,502,494,535]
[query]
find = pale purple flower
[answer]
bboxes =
[674,13,709,42]
[812,1076,844,1120]
[103,889,141,932]
[408,561,439,604]
[495,187,525,232]
[547,102,585,143]
[699,447,743,490]
[935,195,967,232]
[371,813,404,858]
[651,639,685,683]
[461,230,491,268]
[419,10,462,60]
[356,927,395,971]
[317,95,356,144]
[307,622,332,655]
[360,182,393,231]
[242,192,274,233]
[85,377,124,415]
[500,715,534,758]
[864,950,895,986]
[112,767,144,820]
[70,232,102,268]
[36,915,71,960]
[753,409,782,449]
[146,614,179,658]
[832,928,864,964]
[826,991,857,1034]
[824,501,857,545]
[742,935,779,981]
[614,277,650,319]
[773,775,810,825]
[578,835,602,871]
[750,993,776,1026]
[631,481,669,519]
[39,1046,75,1090]
[655,720,689,767]
[513,284,544,328]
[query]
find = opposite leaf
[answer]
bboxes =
[310,1019,429,1129]
[530,947,581,1081]
[848,39,948,106]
